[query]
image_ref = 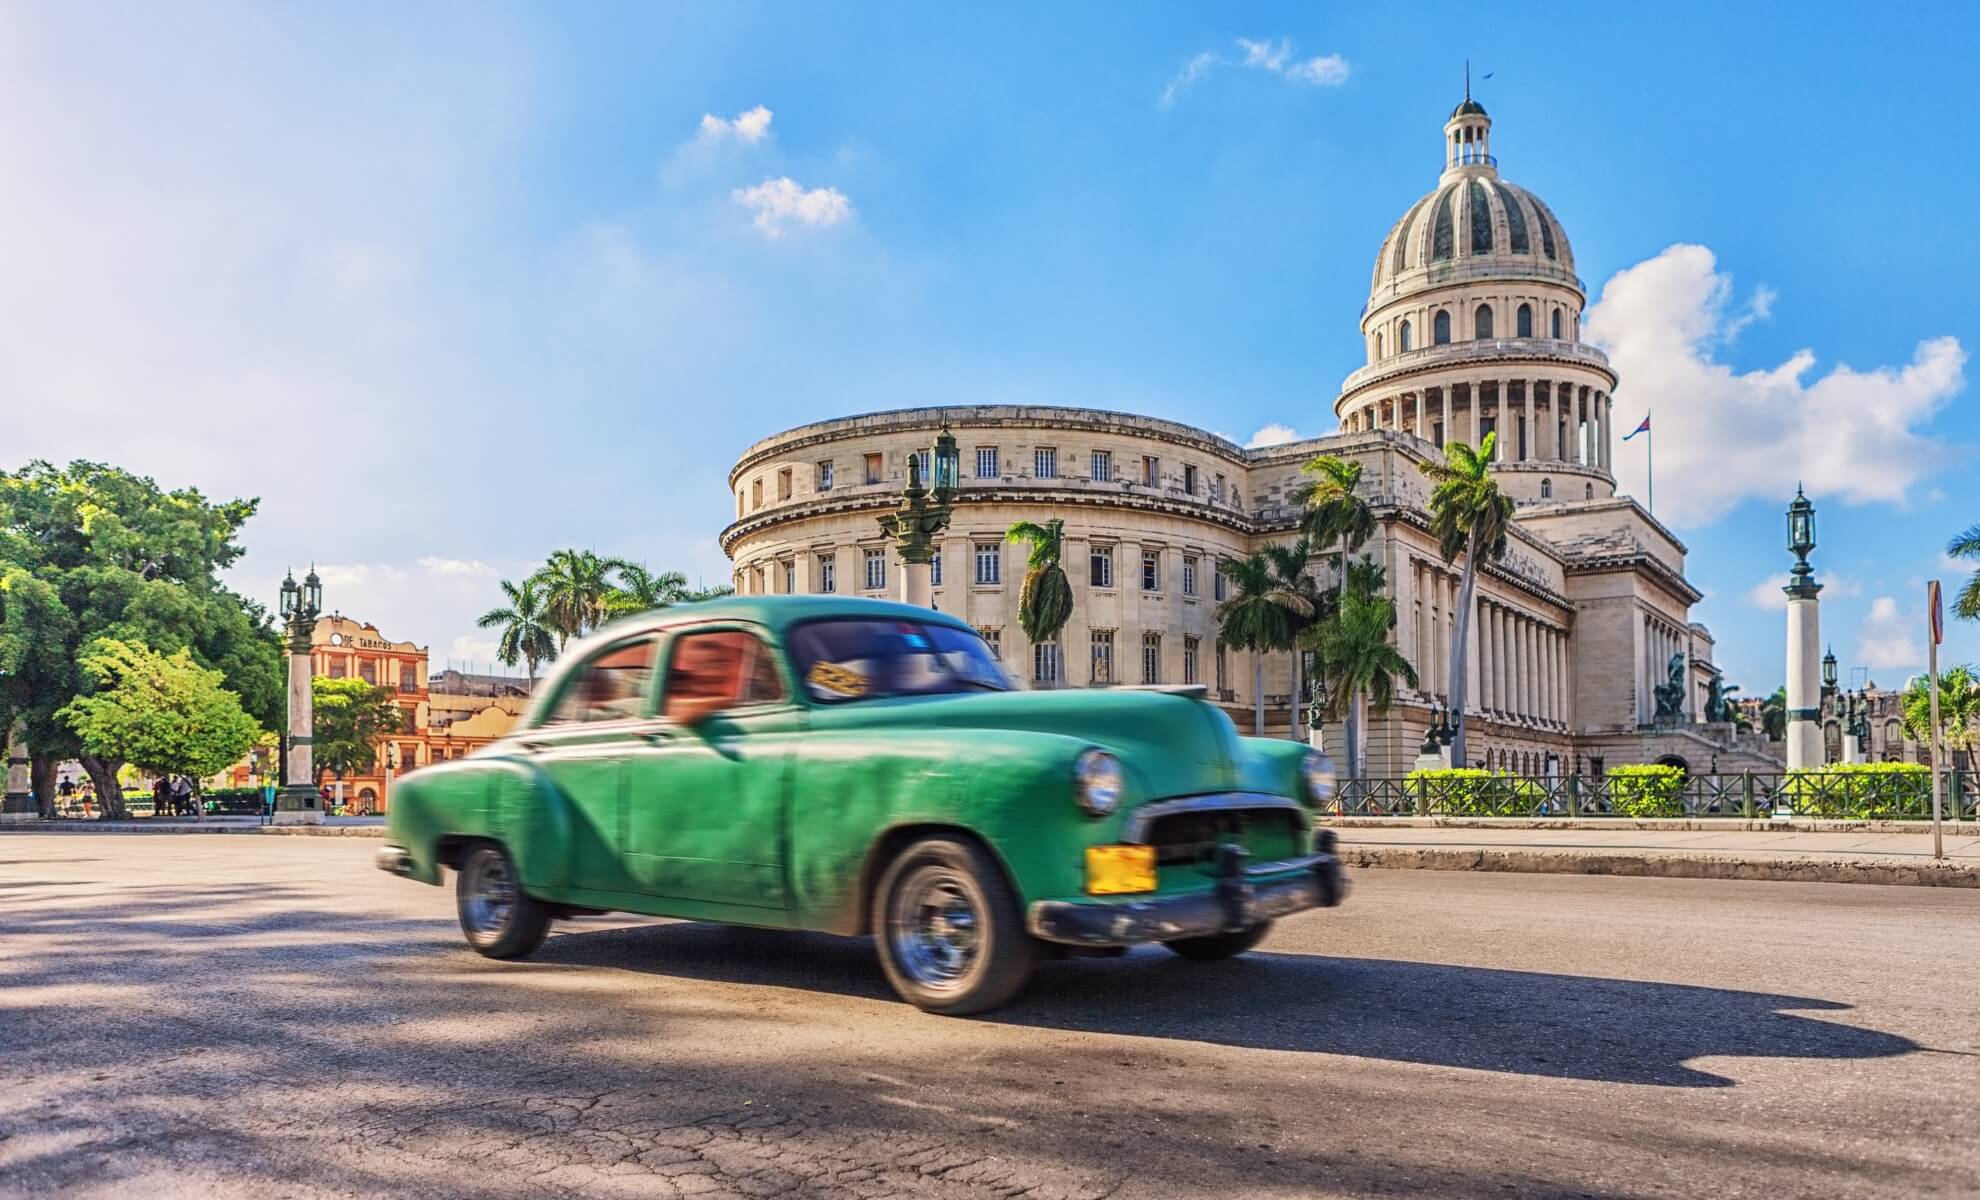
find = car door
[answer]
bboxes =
[513,635,660,896]
[623,624,800,912]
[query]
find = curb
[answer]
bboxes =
[1344,846,1980,888]
[1319,816,1980,835]
[1,823,387,838]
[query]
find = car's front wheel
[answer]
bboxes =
[1162,920,1273,961]
[874,837,1036,1015]
[456,843,551,959]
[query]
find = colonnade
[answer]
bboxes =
[1641,613,1691,724]
[1409,559,1568,729]
[1342,379,1611,472]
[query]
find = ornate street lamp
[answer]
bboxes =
[877,424,960,609]
[1787,485,1817,585]
[1780,486,1825,781]
[273,566,325,825]
[1822,646,1839,694]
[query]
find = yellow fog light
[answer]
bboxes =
[1085,845,1157,895]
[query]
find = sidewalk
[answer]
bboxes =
[3,816,388,835]
[1332,824,1980,888]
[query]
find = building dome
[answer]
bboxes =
[1370,176,1574,296]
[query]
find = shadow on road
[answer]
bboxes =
[535,921,1916,1087]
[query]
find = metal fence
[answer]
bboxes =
[1334,771,1978,821]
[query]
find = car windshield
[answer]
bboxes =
[787,618,1011,704]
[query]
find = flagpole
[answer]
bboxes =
[1647,421,1653,516]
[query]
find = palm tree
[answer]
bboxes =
[1217,551,1301,735]
[1902,665,1980,768]
[532,548,629,648]
[1308,589,1419,778]
[1419,433,1515,767]
[1261,538,1323,741]
[606,562,693,616]
[1949,524,1980,622]
[476,578,558,687]
[1293,455,1376,758]
[1760,686,1788,741]
[1006,519,1074,680]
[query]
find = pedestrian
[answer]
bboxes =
[170,774,194,821]
[152,776,169,818]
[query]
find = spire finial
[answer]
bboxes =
[1465,60,1471,101]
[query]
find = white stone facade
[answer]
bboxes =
[721,99,1777,777]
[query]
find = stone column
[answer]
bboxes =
[2,720,33,822]
[1519,388,1532,463]
[1785,577,1824,771]
[1441,389,1453,450]
[1490,604,1506,713]
[274,623,323,825]
[900,559,933,608]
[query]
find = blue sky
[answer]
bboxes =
[3,2,1975,694]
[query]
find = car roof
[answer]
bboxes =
[591,594,979,641]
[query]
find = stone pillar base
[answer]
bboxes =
[273,786,324,826]
[0,808,38,824]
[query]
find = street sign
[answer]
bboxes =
[1927,579,1943,646]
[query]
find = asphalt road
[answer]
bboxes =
[2,837,1975,1199]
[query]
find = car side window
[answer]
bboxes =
[662,630,785,722]
[545,639,658,726]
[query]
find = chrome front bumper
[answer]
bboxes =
[375,844,416,877]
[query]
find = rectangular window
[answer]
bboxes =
[1213,472,1226,502]
[1183,636,1200,685]
[1143,455,1160,486]
[1214,562,1227,602]
[777,468,792,501]
[1215,640,1228,692]
[818,554,837,593]
[1182,555,1199,597]
[974,543,1001,585]
[1141,550,1160,592]
[751,478,763,510]
[1141,632,1161,684]
[1090,450,1112,482]
[1089,545,1114,588]
[817,460,834,491]
[913,449,930,483]
[976,447,999,478]
[978,627,1002,660]
[930,549,943,587]
[1090,630,1115,685]
[864,452,883,485]
[1032,637,1060,685]
[1034,447,1057,479]
[864,548,886,591]
[1183,464,1198,494]
[782,560,795,594]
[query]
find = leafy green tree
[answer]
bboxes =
[1217,552,1300,735]
[312,677,404,791]
[477,578,558,687]
[0,461,283,814]
[531,548,630,648]
[1419,434,1515,767]
[1901,665,1980,767]
[1949,524,1980,622]
[606,562,694,616]
[1293,455,1375,595]
[1307,590,1419,778]
[1006,520,1074,666]
[1760,686,1788,741]
[1260,539,1322,740]
[58,639,261,818]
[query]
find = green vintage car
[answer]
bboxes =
[378,595,1344,1013]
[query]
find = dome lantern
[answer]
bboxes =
[1444,66,1493,175]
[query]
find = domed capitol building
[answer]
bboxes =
[722,97,1780,777]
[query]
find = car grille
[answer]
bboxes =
[1145,807,1304,867]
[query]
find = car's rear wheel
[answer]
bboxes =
[456,843,551,960]
[874,837,1036,1015]
[1162,919,1273,961]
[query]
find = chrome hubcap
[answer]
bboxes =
[888,868,981,990]
[464,853,516,936]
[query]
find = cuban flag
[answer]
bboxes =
[1623,413,1650,441]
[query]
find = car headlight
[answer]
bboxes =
[1073,748,1124,816]
[1301,751,1336,806]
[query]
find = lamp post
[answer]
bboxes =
[877,424,959,609]
[274,567,324,825]
[1781,487,1823,778]
[382,743,398,817]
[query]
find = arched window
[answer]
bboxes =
[1517,303,1533,337]
[1399,320,1413,352]
[1551,309,1563,339]
[1584,482,1593,500]
[1540,478,1552,499]
[1374,332,1383,359]
[1474,305,1493,340]
[1433,310,1451,345]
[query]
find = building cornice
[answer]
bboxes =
[1338,338,1616,404]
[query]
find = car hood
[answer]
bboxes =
[812,687,1248,798]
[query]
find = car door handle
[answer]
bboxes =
[639,730,672,745]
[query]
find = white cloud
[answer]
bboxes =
[417,556,498,578]
[1856,596,1922,672]
[1745,571,1862,610]
[732,176,853,238]
[1584,244,1965,527]
[1161,38,1349,107]
[447,635,503,669]
[697,104,773,144]
[1246,422,1301,448]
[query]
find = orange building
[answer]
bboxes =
[304,616,530,812]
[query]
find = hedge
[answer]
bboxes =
[1782,762,1930,819]
[1405,768,1544,815]
[1607,764,1686,818]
